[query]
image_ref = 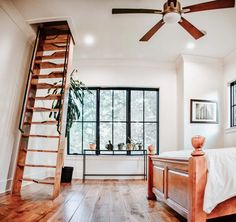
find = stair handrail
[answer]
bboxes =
[57,32,70,134]
[19,28,41,133]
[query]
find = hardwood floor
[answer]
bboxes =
[0,180,235,222]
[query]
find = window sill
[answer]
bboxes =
[225,127,236,134]
[65,155,144,161]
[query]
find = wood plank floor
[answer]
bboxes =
[0,180,235,222]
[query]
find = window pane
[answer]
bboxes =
[231,83,236,127]
[131,91,143,121]
[145,91,157,122]
[72,90,82,121]
[131,123,143,148]
[234,85,236,104]
[100,123,112,150]
[83,122,96,150]
[113,123,126,149]
[70,122,82,154]
[145,123,157,150]
[234,107,236,126]
[100,90,112,121]
[114,90,126,121]
[83,90,96,121]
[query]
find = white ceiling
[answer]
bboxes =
[12,0,236,62]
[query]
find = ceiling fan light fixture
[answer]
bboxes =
[163,12,181,24]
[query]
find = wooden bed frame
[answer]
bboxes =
[147,146,236,222]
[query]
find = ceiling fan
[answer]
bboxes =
[112,0,235,41]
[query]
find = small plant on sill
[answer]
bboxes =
[127,137,143,150]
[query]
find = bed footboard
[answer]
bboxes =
[148,155,190,219]
[148,145,236,222]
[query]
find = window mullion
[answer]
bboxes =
[127,90,131,143]
[230,82,236,127]
[234,83,235,127]
[82,91,84,154]
[234,84,235,126]
[143,90,145,149]
[156,90,160,154]
[233,85,235,127]
[96,89,100,154]
[112,90,114,145]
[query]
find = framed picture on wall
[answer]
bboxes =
[190,99,218,124]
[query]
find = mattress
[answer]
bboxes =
[159,148,236,214]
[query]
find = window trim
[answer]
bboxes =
[230,81,236,127]
[67,87,159,155]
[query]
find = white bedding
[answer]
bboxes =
[159,148,236,214]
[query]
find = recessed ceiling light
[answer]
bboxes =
[83,34,95,46]
[186,42,195,50]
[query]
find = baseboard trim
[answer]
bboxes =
[0,178,13,194]
[0,190,11,196]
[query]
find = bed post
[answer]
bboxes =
[147,155,156,200]
[188,136,207,222]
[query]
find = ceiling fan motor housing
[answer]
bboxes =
[164,1,181,14]
[163,1,182,24]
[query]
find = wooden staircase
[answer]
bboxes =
[12,22,74,199]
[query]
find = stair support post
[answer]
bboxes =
[53,34,74,199]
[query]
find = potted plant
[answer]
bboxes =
[138,143,143,150]
[105,140,113,151]
[126,143,133,150]
[118,143,125,150]
[88,142,96,150]
[127,137,142,150]
[48,69,90,182]
[48,69,89,136]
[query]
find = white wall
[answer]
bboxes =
[223,49,236,147]
[0,0,34,194]
[177,55,224,150]
[176,56,184,149]
[65,59,178,179]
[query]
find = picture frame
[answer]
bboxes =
[190,99,218,124]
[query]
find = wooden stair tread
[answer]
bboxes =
[26,149,58,153]
[18,163,56,168]
[32,72,64,79]
[22,134,60,138]
[31,82,64,89]
[21,178,55,185]
[42,43,67,51]
[36,51,66,60]
[24,121,58,125]
[42,29,70,37]
[29,94,62,101]
[44,34,68,44]
[34,62,65,69]
[26,107,60,112]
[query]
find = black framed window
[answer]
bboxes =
[231,81,236,127]
[69,90,97,154]
[68,88,159,155]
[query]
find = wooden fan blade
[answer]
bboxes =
[140,20,165,41]
[178,17,205,40]
[112,8,162,14]
[183,0,235,14]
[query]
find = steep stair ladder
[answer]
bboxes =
[12,22,74,198]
